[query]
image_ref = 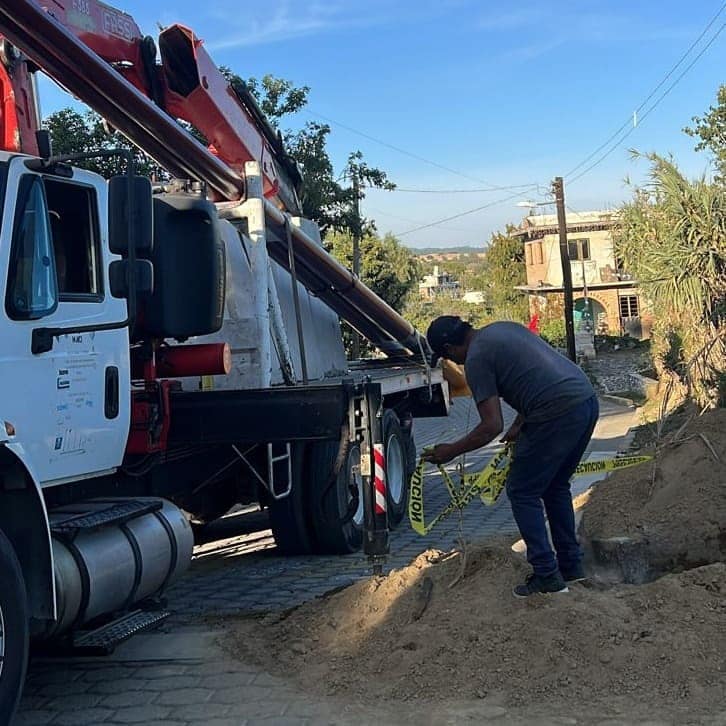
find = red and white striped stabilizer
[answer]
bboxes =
[373,444,386,514]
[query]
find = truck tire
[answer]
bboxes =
[0,529,28,725]
[268,444,315,555]
[383,409,414,528]
[309,439,363,554]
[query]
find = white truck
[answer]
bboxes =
[0,0,450,720]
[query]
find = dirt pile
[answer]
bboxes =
[225,410,726,718]
[581,408,726,577]
[227,541,726,714]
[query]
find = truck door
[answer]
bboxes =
[0,158,131,485]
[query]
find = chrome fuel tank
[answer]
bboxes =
[45,498,193,637]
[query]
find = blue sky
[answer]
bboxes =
[38,0,726,248]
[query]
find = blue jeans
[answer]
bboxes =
[506,396,599,576]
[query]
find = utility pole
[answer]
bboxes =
[552,176,577,362]
[351,173,362,361]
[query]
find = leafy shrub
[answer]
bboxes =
[539,319,567,349]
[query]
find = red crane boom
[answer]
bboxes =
[0,0,301,208]
[0,0,423,356]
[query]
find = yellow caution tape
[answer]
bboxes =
[573,455,652,475]
[408,448,652,536]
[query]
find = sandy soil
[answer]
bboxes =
[225,410,726,724]
[581,408,726,576]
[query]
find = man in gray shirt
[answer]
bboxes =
[424,316,598,597]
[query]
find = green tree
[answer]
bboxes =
[684,85,726,181]
[327,230,419,355]
[614,152,726,405]
[46,71,393,236]
[482,228,528,322]
[236,73,310,121]
[45,108,163,178]
[404,295,493,337]
[222,69,394,234]
[327,231,419,310]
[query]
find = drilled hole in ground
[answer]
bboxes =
[581,531,726,586]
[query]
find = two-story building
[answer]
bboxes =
[418,265,461,299]
[511,210,650,339]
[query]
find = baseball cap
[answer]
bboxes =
[426,315,470,364]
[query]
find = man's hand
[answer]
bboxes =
[501,413,524,443]
[421,443,458,465]
[501,422,522,443]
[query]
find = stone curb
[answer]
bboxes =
[601,393,636,408]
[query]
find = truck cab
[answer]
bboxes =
[0,153,131,488]
[0,155,198,722]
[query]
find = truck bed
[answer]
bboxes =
[168,360,448,446]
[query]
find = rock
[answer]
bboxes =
[411,576,434,621]
[478,705,507,719]
[599,651,613,664]
[290,641,308,655]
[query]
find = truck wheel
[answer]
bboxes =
[309,439,363,554]
[383,409,414,528]
[268,444,315,555]
[0,530,28,724]
[399,412,418,475]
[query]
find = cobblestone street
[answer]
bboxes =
[16,398,639,726]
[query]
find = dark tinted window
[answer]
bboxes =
[45,178,102,300]
[6,176,58,320]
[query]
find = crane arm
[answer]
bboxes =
[0,0,301,209]
[0,0,427,358]
[0,40,39,154]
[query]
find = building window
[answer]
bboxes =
[619,295,639,318]
[525,244,533,266]
[534,241,544,264]
[568,238,590,261]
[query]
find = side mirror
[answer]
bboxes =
[109,259,154,298]
[108,175,153,256]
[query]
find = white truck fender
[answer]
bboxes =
[0,441,56,622]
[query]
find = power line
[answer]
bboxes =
[364,205,480,234]
[394,189,530,237]
[304,109,536,191]
[565,2,726,180]
[385,184,540,193]
[568,19,726,186]
[566,203,583,217]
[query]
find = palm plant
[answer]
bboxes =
[614,153,726,405]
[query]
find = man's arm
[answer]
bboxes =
[422,396,503,465]
[502,413,524,442]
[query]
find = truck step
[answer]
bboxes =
[71,609,170,655]
[51,499,163,538]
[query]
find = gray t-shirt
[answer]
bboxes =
[465,322,594,422]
